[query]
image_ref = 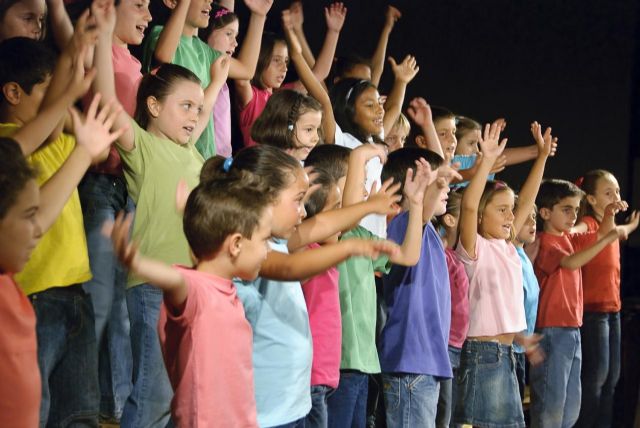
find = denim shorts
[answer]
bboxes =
[453,340,525,428]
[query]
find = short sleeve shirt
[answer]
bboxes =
[238,85,272,148]
[445,248,470,348]
[513,246,540,353]
[450,154,495,189]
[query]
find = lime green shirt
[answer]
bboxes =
[143,26,222,160]
[337,226,390,373]
[118,120,204,287]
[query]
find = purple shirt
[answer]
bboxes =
[379,213,452,377]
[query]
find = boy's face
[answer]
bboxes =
[517,208,537,244]
[235,206,273,280]
[434,182,450,216]
[541,195,581,235]
[0,0,46,42]
[385,124,408,153]
[434,117,457,159]
[114,0,152,46]
[9,74,51,125]
[185,0,213,32]
[0,179,42,274]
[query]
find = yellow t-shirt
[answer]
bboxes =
[0,124,91,295]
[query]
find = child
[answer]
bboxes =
[108,177,276,427]
[453,121,551,428]
[573,170,639,427]
[434,190,469,428]
[94,8,230,423]
[0,0,72,46]
[531,177,636,428]
[378,147,456,428]
[385,112,410,152]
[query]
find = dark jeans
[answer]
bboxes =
[79,173,133,419]
[306,385,334,428]
[271,418,306,428]
[515,351,526,400]
[30,285,99,427]
[575,312,621,428]
[436,346,461,428]
[328,371,369,428]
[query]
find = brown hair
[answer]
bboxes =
[577,169,616,221]
[251,32,287,90]
[455,116,481,141]
[199,4,239,43]
[478,180,517,241]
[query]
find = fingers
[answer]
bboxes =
[387,56,397,68]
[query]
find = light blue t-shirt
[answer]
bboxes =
[514,246,540,353]
[450,154,496,189]
[234,239,312,427]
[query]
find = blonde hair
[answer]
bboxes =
[478,180,516,242]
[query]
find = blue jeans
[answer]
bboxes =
[383,373,440,428]
[271,418,306,428]
[327,371,369,428]
[436,346,461,428]
[453,340,524,428]
[530,327,582,428]
[306,385,334,428]
[121,284,173,428]
[575,312,621,428]
[30,285,99,427]
[515,351,526,400]
[79,173,133,419]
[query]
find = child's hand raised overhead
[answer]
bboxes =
[479,121,508,161]
[91,0,117,35]
[437,162,463,184]
[244,0,274,17]
[325,2,347,33]
[530,121,558,158]
[403,158,434,206]
[385,5,401,29]
[352,143,389,164]
[66,43,97,101]
[66,8,100,54]
[406,97,433,129]
[288,1,304,31]
[366,178,402,216]
[388,55,419,84]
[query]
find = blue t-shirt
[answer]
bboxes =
[378,212,452,377]
[513,246,540,353]
[450,154,496,189]
[234,239,312,427]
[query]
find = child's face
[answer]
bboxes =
[456,129,480,156]
[261,42,288,90]
[207,20,239,56]
[270,168,309,239]
[236,206,273,280]
[288,110,322,161]
[0,0,46,42]
[588,174,621,218]
[147,80,204,145]
[385,124,408,152]
[114,0,152,46]
[434,117,457,159]
[434,183,450,217]
[479,189,515,240]
[541,195,581,234]
[185,0,213,31]
[517,208,537,244]
[353,87,384,137]
[0,179,42,273]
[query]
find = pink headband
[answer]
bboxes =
[214,7,231,19]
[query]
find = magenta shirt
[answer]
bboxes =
[301,243,341,388]
[445,248,470,348]
[238,85,272,148]
[212,83,232,157]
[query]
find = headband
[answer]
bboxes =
[214,6,232,19]
[345,79,369,102]
[575,176,584,188]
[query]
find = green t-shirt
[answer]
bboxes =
[117,120,204,287]
[337,226,391,373]
[143,26,222,160]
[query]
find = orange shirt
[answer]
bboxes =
[0,274,41,428]
[580,216,621,313]
[534,231,597,328]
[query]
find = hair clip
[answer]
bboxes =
[222,157,233,172]
[287,123,294,131]
[345,79,369,103]
[575,176,584,188]
[214,7,231,19]
[494,181,507,190]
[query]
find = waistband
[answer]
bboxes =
[464,339,513,353]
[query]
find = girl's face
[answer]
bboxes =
[270,168,309,239]
[235,206,273,280]
[353,86,384,137]
[385,124,409,152]
[587,174,621,218]
[207,20,239,56]
[0,179,42,273]
[434,118,457,158]
[114,0,152,46]
[287,110,322,161]
[516,208,537,244]
[261,42,288,90]
[0,0,46,41]
[479,189,515,240]
[147,79,205,145]
[456,129,481,156]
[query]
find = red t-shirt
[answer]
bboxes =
[534,231,597,328]
[238,85,272,148]
[0,274,40,428]
[445,248,469,348]
[580,216,621,313]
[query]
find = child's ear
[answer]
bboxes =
[414,135,427,149]
[2,82,22,106]
[228,232,244,258]
[586,194,597,207]
[539,207,551,221]
[146,96,161,118]
[162,0,178,9]
[443,213,456,228]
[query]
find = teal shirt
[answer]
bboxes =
[143,26,222,160]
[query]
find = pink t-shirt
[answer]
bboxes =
[238,85,272,148]
[445,248,469,348]
[456,235,526,337]
[158,266,257,427]
[301,243,341,389]
[89,44,142,176]
[213,82,232,158]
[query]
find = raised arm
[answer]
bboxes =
[342,143,388,207]
[371,6,401,86]
[46,0,74,51]
[154,0,191,64]
[289,1,315,68]
[227,0,272,80]
[406,97,443,158]
[512,122,554,235]
[311,2,347,82]
[459,122,507,258]
[192,56,230,142]
[383,55,419,136]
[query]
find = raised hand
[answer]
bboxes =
[617,210,639,240]
[91,0,117,34]
[210,54,231,86]
[403,158,433,206]
[347,238,400,259]
[437,162,463,184]
[388,55,419,83]
[530,121,558,158]
[479,121,507,161]
[367,178,402,216]
[68,8,100,52]
[244,0,273,16]
[66,43,97,101]
[604,200,629,218]
[288,0,304,31]
[384,5,401,29]
[325,2,347,33]
[406,97,433,129]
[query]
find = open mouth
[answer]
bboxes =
[135,25,147,36]
[183,125,195,134]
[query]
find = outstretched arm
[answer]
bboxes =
[192,56,230,142]
[154,0,190,64]
[228,0,272,79]
[288,1,315,68]
[406,97,443,158]
[46,0,74,51]
[383,55,419,136]
[371,6,401,86]
[342,144,388,207]
[311,2,347,82]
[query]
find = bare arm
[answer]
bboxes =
[370,6,401,86]
[406,97,442,158]
[560,230,619,270]
[342,144,388,207]
[46,0,74,51]
[288,1,315,68]
[153,0,191,64]
[383,55,419,136]
[311,2,347,82]
[227,0,272,80]
[192,56,230,142]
